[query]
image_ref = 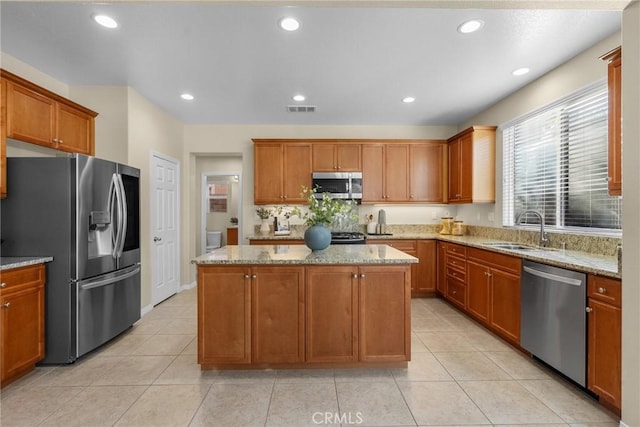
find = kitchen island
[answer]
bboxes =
[192,244,417,370]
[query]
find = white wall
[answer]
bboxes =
[127,88,184,308]
[69,86,129,164]
[456,31,622,228]
[621,2,640,425]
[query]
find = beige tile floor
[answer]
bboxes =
[0,288,620,427]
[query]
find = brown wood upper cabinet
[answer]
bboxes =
[312,142,361,172]
[601,47,622,196]
[1,70,97,156]
[1,78,6,199]
[447,126,496,203]
[253,140,312,205]
[362,140,446,203]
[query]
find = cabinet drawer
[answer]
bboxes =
[588,275,621,308]
[446,278,466,308]
[0,264,45,292]
[467,247,521,275]
[446,255,466,272]
[446,243,467,258]
[373,240,417,253]
[446,265,465,283]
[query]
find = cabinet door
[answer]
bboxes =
[410,143,445,202]
[336,144,361,171]
[6,81,55,148]
[359,265,411,362]
[252,267,305,363]
[588,298,621,409]
[607,51,622,196]
[198,266,251,364]
[362,144,385,202]
[384,144,409,201]
[254,144,284,204]
[56,103,94,155]
[283,144,312,203]
[466,261,490,323]
[436,242,447,295]
[458,133,474,202]
[489,268,521,343]
[306,266,358,362]
[1,276,45,384]
[416,240,436,292]
[448,139,460,201]
[312,144,336,171]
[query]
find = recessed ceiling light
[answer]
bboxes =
[512,67,530,76]
[292,94,305,102]
[181,93,194,101]
[279,17,300,32]
[92,14,118,29]
[402,97,416,103]
[457,19,484,34]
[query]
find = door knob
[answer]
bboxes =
[153,236,162,242]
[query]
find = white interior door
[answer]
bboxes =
[151,153,180,305]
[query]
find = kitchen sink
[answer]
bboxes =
[483,242,540,251]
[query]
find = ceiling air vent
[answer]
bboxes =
[287,105,316,113]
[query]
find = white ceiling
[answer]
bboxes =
[0,2,621,126]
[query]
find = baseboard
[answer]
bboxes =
[140,303,153,317]
[179,281,196,292]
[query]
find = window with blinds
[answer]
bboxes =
[502,81,621,232]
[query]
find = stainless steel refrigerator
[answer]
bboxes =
[1,154,141,364]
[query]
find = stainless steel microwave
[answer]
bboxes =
[311,172,362,200]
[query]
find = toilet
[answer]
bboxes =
[206,231,222,252]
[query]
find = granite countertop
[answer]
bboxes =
[1,256,54,271]
[246,231,620,279]
[192,244,418,265]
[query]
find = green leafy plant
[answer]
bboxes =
[292,186,357,226]
[255,207,272,220]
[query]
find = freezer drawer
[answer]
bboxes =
[76,264,141,357]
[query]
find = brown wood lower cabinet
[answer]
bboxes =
[587,274,621,414]
[1,264,46,387]
[306,266,358,363]
[359,265,411,362]
[436,241,447,295]
[369,239,435,296]
[198,263,410,368]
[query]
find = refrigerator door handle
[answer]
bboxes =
[108,173,119,258]
[112,173,125,258]
[78,264,141,291]
[116,173,128,258]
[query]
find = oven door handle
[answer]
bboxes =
[77,264,141,291]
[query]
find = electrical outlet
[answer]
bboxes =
[431,210,437,220]
[488,211,495,222]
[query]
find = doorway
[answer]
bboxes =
[151,152,181,306]
[201,173,242,255]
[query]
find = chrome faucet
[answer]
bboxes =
[516,210,550,247]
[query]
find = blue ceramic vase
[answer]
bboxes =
[304,225,331,251]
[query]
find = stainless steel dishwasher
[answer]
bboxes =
[520,260,587,386]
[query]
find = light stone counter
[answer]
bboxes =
[192,244,418,265]
[0,256,53,271]
[247,231,619,279]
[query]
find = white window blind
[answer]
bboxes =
[503,81,621,232]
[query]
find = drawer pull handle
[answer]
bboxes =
[252,274,257,279]
[360,274,366,278]
[598,287,606,294]
[352,274,358,279]
[2,302,10,308]
[244,274,250,279]
[586,307,593,313]
[452,290,457,295]
[0,282,6,288]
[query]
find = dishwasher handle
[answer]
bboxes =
[523,265,583,287]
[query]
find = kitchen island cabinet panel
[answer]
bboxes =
[198,266,251,365]
[0,264,46,387]
[252,267,305,364]
[306,266,358,363]
[359,265,411,362]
